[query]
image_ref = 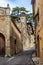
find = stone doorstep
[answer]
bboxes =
[32,57,40,65]
[32,57,43,65]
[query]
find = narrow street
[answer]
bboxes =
[0,50,35,65]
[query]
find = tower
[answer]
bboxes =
[20,13,30,50]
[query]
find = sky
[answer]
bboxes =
[0,0,32,13]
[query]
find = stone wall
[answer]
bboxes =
[0,15,11,56]
[16,19,35,51]
[20,14,30,51]
[10,21,22,55]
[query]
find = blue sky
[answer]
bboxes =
[0,0,32,13]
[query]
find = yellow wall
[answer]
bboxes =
[32,0,43,59]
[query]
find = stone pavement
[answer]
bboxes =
[1,56,43,65]
[0,50,35,65]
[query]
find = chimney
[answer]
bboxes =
[6,4,10,15]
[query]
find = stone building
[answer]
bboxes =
[32,0,43,58]
[0,4,35,57]
[20,13,30,50]
[0,4,22,56]
[27,22,35,49]
[14,13,35,51]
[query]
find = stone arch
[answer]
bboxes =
[0,33,5,56]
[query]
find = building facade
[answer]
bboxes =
[0,4,35,57]
[0,4,22,57]
[32,0,43,58]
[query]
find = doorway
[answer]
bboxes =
[14,39,16,54]
[37,35,40,57]
[0,33,5,56]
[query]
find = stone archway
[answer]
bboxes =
[0,33,5,56]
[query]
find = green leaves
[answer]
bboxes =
[12,7,29,15]
[11,7,33,22]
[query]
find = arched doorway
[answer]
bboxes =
[0,33,5,56]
